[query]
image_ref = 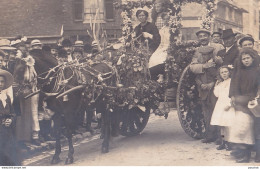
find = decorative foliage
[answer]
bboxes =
[110,47,164,109]
[200,0,217,30]
[114,0,217,40]
[165,40,200,86]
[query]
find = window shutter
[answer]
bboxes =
[74,0,83,21]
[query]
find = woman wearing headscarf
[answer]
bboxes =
[228,47,260,163]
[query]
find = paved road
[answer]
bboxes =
[23,109,259,166]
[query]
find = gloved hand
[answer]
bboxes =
[142,32,153,39]
[4,118,12,127]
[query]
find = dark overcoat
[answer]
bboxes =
[217,44,239,66]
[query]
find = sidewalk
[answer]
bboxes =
[20,127,99,158]
[20,103,175,158]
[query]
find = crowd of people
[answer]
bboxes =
[133,0,260,163]
[0,36,99,165]
[0,0,260,165]
[190,28,260,163]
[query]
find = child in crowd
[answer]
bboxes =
[0,69,19,165]
[211,66,235,150]
[228,47,259,163]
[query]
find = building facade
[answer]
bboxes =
[0,0,122,44]
[234,0,259,41]
[181,0,247,41]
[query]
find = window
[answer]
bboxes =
[84,0,105,23]
[228,7,233,21]
[74,0,83,21]
[216,4,226,20]
[105,0,114,20]
[83,0,114,23]
[234,10,242,25]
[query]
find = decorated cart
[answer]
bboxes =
[111,0,217,139]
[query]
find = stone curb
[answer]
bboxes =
[21,130,98,158]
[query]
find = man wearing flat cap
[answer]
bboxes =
[190,29,224,143]
[191,45,221,143]
[239,35,255,49]
[217,29,239,66]
[191,29,224,75]
[211,31,223,45]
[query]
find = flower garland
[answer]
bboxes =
[113,0,216,110]
[200,0,217,30]
[165,40,200,86]
[114,0,217,40]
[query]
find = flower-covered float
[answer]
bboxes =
[112,0,217,138]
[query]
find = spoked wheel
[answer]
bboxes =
[176,65,206,139]
[119,106,150,136]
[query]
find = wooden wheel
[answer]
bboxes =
[176,65,206,139]
[119,106,150,136]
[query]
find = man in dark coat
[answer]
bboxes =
[217,29,239,66]
[30,39,58,75]
[29,39,58,142]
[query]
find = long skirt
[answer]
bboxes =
[0,126,19,165]
[16,94,39,142]
[225,107,255,145]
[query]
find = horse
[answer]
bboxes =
[12,54,86,164]
[13,56,119,164]
[56,61,120,153]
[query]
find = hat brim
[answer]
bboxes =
[31,43,42,46]
[211,32,222,36]
[0,46,16,50]
[239,36,254,46]
[0,70,14,90]
[196,30,210,36]
[222,33,237,39]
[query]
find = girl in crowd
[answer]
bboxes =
[228,47,260,163]
[211,66,234,150]
[0,69,19,165]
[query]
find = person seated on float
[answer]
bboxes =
[134,9,161,54]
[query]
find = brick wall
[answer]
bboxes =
[0,0,64,37]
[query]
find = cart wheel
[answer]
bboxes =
[176,65,206,139]
[119,106,150,136]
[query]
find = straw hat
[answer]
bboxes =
[31,39,42,46]
[196,29,211,36]
[74,40,84,47]
[0,39,16,50]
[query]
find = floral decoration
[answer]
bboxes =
[112,0,216,110]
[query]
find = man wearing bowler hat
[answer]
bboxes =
[217,29,239,66]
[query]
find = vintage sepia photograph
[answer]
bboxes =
[0,0,260,167]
